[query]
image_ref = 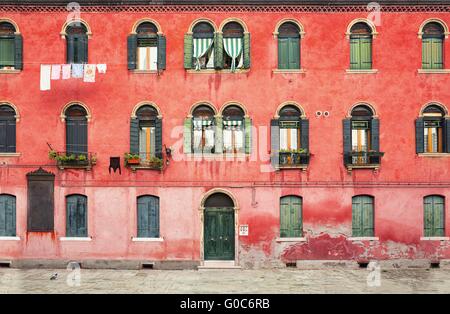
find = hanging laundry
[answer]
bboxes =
[83,64,96,83]
[51,65,61,80]
[62,64,71,79]
[97,64,107,74]
[71,64,84,78]
[40,65,51,91]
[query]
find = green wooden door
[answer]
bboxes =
[204,207,235,260]
[280,196,302,238]
[424,195,445,237]
[352,195,374,237]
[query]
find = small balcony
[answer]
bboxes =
[278,150,310,170]
[344,151,384,171]
[124,153,163,172]
[49,151,97,170]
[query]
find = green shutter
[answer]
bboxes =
[415,118,425,154]
[137,196,159,238]
[243,33,251,69]
[445,119,450,153]
[370,118,380,152]
[183,118,192,154]
[78,35,88,64]
[350,38,360,69]
[215,116,223,154]
[127,34,137,70]
[183,33,193,69]
[360,38,372,70]
[130,118,139,154]
[424,196,445,237]
[157,35,166,71]
[270,119,280,169]
[245,117,252,155]
[0,195,16,237]
[66,195,87,238]
[288,37,300,69]
[362,197,374,236]
[0,38,15,67]
[155,118,163,159]
[300,119,309,152]
[422,38,432,69]
[424,196,433,237]
[214,32,224,69]
[343,119,352,164]
[66,36,75,63]
[431,38,443,69]
[352,196,374,237]
[14,35,23,70]
[280,196,302,238]
[278,38,288,69]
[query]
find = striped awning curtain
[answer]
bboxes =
[223,37,243,72]
[193,38,213,71]
[193,119,213,130]
[223,120,243,128]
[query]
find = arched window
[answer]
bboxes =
[343,105,381,166]
[0,104,16,153]
[0,194,16,237]
[422,22,445,70]
[192,105,216,154]
[66,22,88,64]
[416,104,449,154]
[271,104,309,169]
[0,21,22,70]
[222,22,244,71]
[424,195,445,237]
[66,194,87,237]
[127,21,166,71]
[65,104,88,156]
[137,195,160,238]
[130,104,162,162]
[280,195,302,238]
[222,105,245,154]
[277,22,300,70]
[352,195,374,237]
[191,22,215,70]
[349,22,372,70]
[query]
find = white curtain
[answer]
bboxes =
[137,47,157,71]
[279,128,298,150]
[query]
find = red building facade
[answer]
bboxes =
[0,0,450,269]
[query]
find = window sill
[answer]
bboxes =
[272,69,306,74]
[276,237,306,242]
[346,69,378,74]
[277,165,308,171]
[60,237,92,242]
[0,236,20,241]
[346,164,380,171]
[186,69,250,74]
[417,69,450,74]
[0,69,20,74]
[0,153,21,157]
[131,70,158,74]
[348,237,379,241]
[127,164,163,172]
[132,237,164,242]
[418,153,450,158]
[420,237,449,241]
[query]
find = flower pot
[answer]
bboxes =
[127,158,140,165]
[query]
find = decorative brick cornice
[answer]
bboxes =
[0,4,449,13]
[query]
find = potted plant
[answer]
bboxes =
[125,153,141,165]
[48,150,58,160]
[149,156,163,169]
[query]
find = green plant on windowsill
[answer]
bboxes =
[124,153,141,165]
[279,148,308,154]
[148,156,163,169]
[48,150,58,160]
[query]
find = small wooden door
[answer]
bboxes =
[204,207,235,260]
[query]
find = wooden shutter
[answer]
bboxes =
[183,118,192,154]
[66,118,87,155]
[127,34,137,70]
[271,119,280,169]
[0,119,14,152]
[422,38,432,69]
[137,196,159,238]
[280,196,302,238]
[155,118,163,159]
[214,32,224,69]
[243,33,250,69]
[278,38,288,69]
[14,34,23,70]
[80,35,88,63]
[350,38,360,69]
[424,196,445,237]
[352,196,363,236]
[415,118,425,154]
[300,119,309,152]
[67,36,75,63]
[129,118,139,154]
[288,37,300,69]
[0,120,5,152]
[362,196,374,236]
[280,197,290,237]
[360,38,372,70]
[66,195,87,237]
[27,169,55,232]
[245,117,252,155]
[0,195,16,237]
[370,118,380,152]
[343,119,352,163]
[183,33,193,69]
[431,38,444,69]
[215,116,223,154]
[157,35,166,71]
[445,119,450,153]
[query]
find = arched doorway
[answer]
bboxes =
[203,192,236,261]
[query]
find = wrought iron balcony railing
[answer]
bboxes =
[344,151,384,167]
[279,151,310,168]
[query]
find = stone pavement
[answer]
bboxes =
[0,268,449,294]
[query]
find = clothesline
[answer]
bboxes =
[40,63,107,91]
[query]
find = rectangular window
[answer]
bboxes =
[280,196,302,238]
[139,123,156,161]
[351,121,370,164]
[0,37,15,68]
[424,196,445,237]
[193,119,215,154]
[352,195,374,237]
[424,120,443,153]
[223,120,244,154]
[137,37,158,71]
